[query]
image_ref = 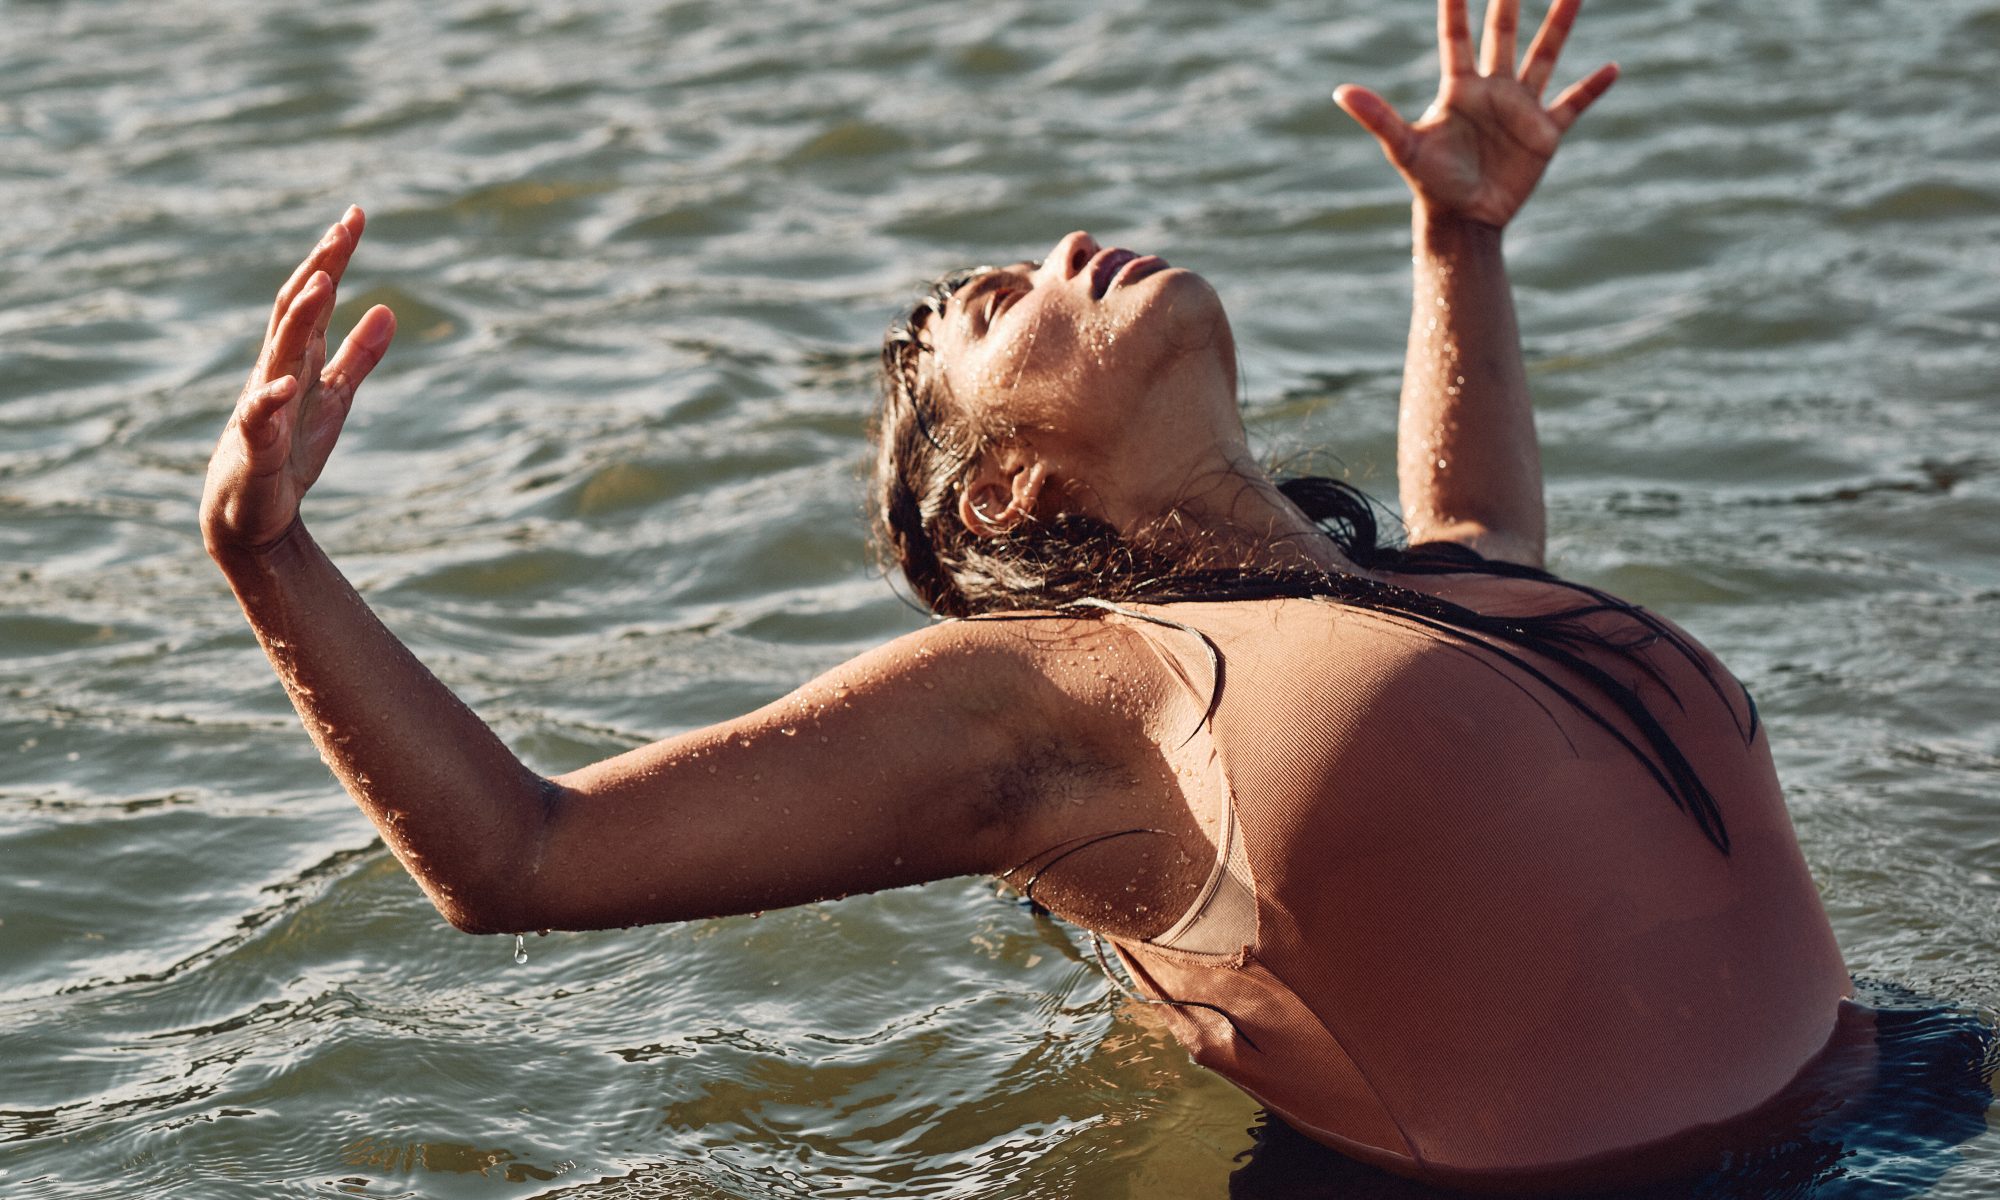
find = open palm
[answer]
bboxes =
[1335,0,1618,228]
[200,207,397,555]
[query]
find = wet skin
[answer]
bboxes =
[921,233,1244,536]
[197,0,1620,947]
[921,232,1358,573]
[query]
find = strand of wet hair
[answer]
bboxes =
[1381,551,1759,741]
[932,510,1742,850]
[1131,567,1734,854]
[1282,475,1756,740]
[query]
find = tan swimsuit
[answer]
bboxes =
[1094,582,1852,1190]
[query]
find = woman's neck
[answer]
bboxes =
[1116,453,1368,581]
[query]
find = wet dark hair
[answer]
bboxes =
[871,269,1747,854]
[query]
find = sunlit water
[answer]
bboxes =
[4,0,1998,1195]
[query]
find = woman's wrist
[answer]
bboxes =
[204,515,312,576]
[1413,201,1506,255]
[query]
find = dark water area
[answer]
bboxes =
[3,0,1998,1195]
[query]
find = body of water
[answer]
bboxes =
[3,0,1998,1194]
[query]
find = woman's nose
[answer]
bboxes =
[1043,231,1099,281]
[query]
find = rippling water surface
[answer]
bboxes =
[4,0,1998,1195]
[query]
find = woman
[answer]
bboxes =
[199,0,1857,1191]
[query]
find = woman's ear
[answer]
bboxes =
[958,451,1049,538]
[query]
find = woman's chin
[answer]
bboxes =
[1142,270,1231,356]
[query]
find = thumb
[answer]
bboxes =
[239,375,299,475]
[1333,84,1416,166]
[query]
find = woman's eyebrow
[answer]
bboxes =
[948,261,1036,325]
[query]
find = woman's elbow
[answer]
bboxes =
[426,880,526,936]
[420,780,567,936]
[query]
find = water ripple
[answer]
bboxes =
[5,0,1997,1195]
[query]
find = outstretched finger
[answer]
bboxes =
[259,271,333,386]
[302,306,395,465]
[263,207,367,344]
[320,305,397,401]
[1333,85,1417,167]
[1548,61,1619,131]
[1438,0,1475,77]
[1478,0,1519,77]
[304,261,348,383]
[1520,0,1587,96]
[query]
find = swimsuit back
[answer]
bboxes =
[1100,586,1852,1188]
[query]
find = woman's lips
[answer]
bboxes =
[1085,247,1170,298]
[1086,248,1134,298]
[1111,254,1168,291]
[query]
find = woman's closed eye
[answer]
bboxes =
[951,261,1035,339]
[977,286,1023,335]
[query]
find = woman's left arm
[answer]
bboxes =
[1335,0,1617,567]
[201,218,1166,936]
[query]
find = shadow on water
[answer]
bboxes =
[1228,980,1997,1200]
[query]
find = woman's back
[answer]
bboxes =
[1105,578,1853,1188]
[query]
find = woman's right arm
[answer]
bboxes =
[199,220,1183,934]
[201,207,560,931]
[1334,0,1617,567]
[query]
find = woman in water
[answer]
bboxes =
[200,0,1858,1190]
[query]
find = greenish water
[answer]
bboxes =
[3,0,1998,1195]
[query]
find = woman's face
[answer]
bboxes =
[921,231,1242,521]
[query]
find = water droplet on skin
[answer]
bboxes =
[780,726,797,736]
[1436,457,1448,470]
[513,934,528,964]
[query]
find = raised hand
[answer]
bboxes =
[1334,0,1617,228]
[200,207,398,556]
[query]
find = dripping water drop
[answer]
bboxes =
[513,934,528,964]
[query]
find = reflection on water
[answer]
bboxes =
[1230,982,1999,1199]
[4,0,2000,1194]
[338,1135,568,1185]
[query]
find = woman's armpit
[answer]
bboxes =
[518,615,1187,932]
